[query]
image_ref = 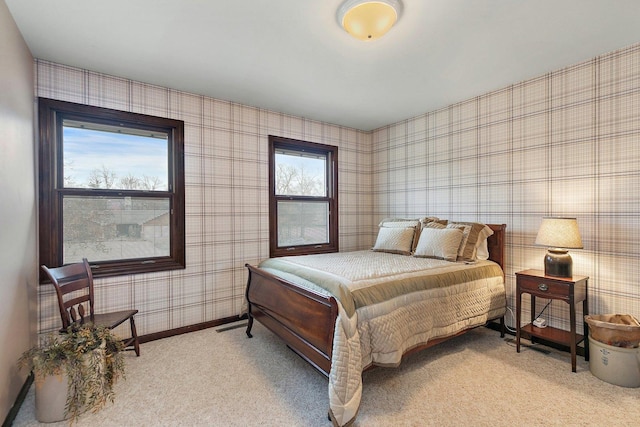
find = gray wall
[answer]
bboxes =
[0,0,36,421]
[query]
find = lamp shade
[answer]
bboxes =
[337,0,402,41]
[535,217,583,249]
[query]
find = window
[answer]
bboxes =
[38,98,185,280]
[269,135,338,257]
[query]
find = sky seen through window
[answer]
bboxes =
[63,126,168,190]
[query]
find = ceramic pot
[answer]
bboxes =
[35,372,69,423]
[34,340,106,423]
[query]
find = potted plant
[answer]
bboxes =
[19,323,126,422]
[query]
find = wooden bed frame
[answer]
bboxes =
[245,224,506,377]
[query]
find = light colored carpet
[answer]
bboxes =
[13,321,640,426]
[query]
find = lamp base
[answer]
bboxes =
[544,249,572,278]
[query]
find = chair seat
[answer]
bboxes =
[92,310,139,329]
[63,310,141,355]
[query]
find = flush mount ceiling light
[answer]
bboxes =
[337,0,403,41]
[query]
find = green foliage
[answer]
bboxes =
[19,323,126,422]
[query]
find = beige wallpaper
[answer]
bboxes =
[372,43,640,332]
[35,60,373,336]
[36,41,640,337]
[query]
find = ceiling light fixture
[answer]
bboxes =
[337,0,403,41]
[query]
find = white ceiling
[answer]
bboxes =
[6,0,640,131]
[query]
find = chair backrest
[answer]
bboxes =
[41,258,95,329]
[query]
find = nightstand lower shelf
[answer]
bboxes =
[521,324,585,347]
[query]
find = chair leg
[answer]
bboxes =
[130,316,140,356]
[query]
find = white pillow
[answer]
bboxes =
[413,228,464,262]
[372,227,415,255]
[378,218,420,228]
[476,237,490,260]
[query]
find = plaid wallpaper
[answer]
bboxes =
[34,60,373,336]
[373,43,640,333]
[36,41,639,337]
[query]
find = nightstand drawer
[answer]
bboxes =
[517,275,569,297]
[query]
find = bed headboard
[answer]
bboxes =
[486,224,506,272]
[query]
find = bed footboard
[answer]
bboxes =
[245,264,338,377]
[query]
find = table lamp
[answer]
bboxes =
[534,217,583,278]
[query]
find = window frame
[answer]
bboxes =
[269,135,338,258]
[38,97,185,281]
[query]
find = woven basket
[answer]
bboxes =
[585,314,640,348]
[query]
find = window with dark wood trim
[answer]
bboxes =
[38,98,185,280]
[269,135,338,257]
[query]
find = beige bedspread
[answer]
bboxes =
[258,251,506,426]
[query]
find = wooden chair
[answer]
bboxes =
[41,258,140,356]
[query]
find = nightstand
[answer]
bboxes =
[515,269,589,372]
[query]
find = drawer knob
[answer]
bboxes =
[538,283,548,291]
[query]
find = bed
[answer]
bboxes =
[244,220,506,426]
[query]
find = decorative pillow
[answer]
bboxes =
[419,217,448,227]
[418,221,445,249]
[378,218,421,251]
[446,221,492,261]
[372,226,415,255]
[413,228,464,261]
[423,221,446,229]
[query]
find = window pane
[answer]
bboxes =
[62,120,168,191]
[63,195,170,264]
[277,201,329,247]
[275,149,326,196]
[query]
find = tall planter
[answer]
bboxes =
[20,325,124,423]
[35,371,69,423]
[34,341,107,422]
